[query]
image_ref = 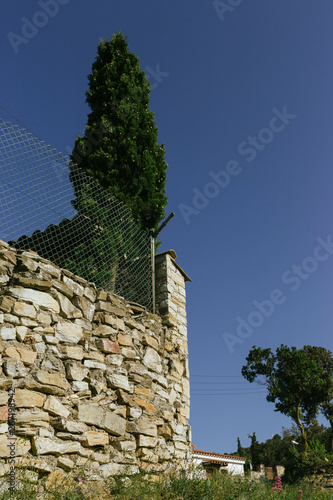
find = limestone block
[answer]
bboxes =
[65,361,89,381]
[135,388,154,401]
[118,333,132,347]
[31,436,81,455]
[134,398,157,414]
[14,389,44,408]
[52,280,74,298]
[0,326,16,341]
[62,275,84,296]
[0,296,15,313]
[8,287,60,313]
[143,347,162,373]
[83,351,105,362]
[43,334,59,345]
[121,348,137,359]
[0,393,7,405]
[158,425,173,440]
[92,324,117,337]
[153,385,169,400]
[113,439,136,452]
[84,286,96,303]
[104,315,125,330]
[0,423,8,434]
[35,370,70,391]
[44,470,69,490]
[127,417,157,437]
[60,345,84,361]
[39,428,54,438]
[103,410,126,436]
[0,407,8,422]
[3,313,19,325]
[182,379,190,398]
[72,381,89,392]
[0,313,3,324]
[3,359,28,378]
[174,441,189,450]
[52,417,88,434]
[93,451,110,463]
[56,292,82,319]
[2,346,20,361]
[0,463,10,476]
[20,318,38,327]
[128,407,142,419]
[73,317,91,330]
[99,463,139,477]
[37,312,52,326]
[83,431,109,447]
[106,354,123,366]
[16,456,53,472]
[137,448,159,463]
[57,456,75,471]
[172,359,184,377]
[13,301,36,319]
[3,346,37,365]
[55,320,83,344]
[137,435,158,448]
[14,277,53,290]
[96,339,120,354]
[0,379,13,391]
[143,334,159,351]
[0,435,31,457]
[16,409,50,426]
[83,360,106,370]
[106,373,130,392]
[74,295,95,321]
[34,342,46,355]
[44,396,70,418]
[78,404,104,427]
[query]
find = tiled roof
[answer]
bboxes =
[201,458,228,466]
[192,449,246,461]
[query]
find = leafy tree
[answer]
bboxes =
[301,346,333,452]
[70,31,168,235]
[242,345,333,448]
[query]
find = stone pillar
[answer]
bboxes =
[154,250,191,335]
[155,250,192,457]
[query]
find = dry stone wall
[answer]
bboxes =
[0,240,191,484]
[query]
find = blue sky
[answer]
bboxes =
[1,1,333,454]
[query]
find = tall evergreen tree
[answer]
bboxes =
[70,31,168,234]
[249,432,262,470]
[237,437,245,458]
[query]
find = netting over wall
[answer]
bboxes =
[0,118,153,310]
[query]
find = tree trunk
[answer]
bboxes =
[295,403,308,450]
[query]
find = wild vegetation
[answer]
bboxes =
[2,464,333,499]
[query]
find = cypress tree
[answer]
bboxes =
[70,31,168,234]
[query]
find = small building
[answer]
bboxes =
[192,448,246,476]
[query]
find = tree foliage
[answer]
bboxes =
[70,31,168,234]
[241,345,333,448]
[249,432,261,470]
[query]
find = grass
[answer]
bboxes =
[0,465,332,499]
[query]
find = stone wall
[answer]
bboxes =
[0,240,191,486]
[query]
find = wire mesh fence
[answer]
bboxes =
[0,117,153,310]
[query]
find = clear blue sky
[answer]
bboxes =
[1,1,333,454]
